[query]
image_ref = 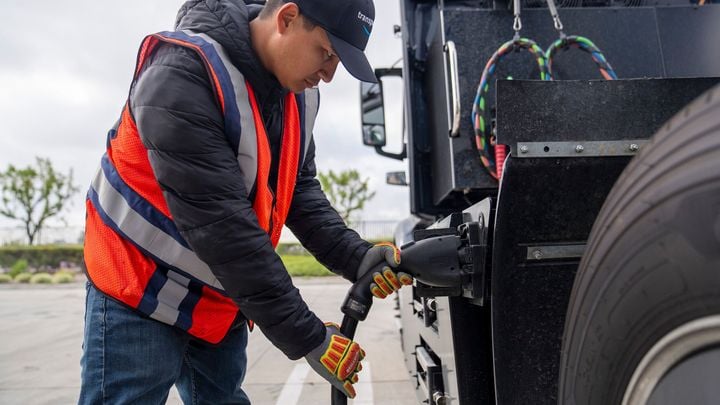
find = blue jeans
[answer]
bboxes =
[79,282,251,404]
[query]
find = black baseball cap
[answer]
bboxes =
[292,0,378,83]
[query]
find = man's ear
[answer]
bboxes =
[276,2,300,34]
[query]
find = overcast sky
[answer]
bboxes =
[0,0,409,231]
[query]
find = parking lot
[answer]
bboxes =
[0,277,416,405]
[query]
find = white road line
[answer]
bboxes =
[275,363,310,405]
[352,363,374,405]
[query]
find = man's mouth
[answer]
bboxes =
[305,79,319,88]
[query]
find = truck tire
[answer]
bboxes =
[558,84,720,405]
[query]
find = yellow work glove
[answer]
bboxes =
[356,242,413,299]
[305,322,365,398]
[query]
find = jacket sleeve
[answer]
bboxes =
[129,43,325,359]
[285,136,373,282]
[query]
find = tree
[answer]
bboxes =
[0,157,79,245]
[318,169,376,225]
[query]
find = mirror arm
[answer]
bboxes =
[375,68,402,78]
[374,143,407,161]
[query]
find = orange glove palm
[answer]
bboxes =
[305,323,365,398]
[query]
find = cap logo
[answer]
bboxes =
[357,11,374,27]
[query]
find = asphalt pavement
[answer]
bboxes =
[0,277,417,405]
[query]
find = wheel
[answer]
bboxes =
[559,84,720,405]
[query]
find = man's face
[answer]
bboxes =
[274,15,340,93]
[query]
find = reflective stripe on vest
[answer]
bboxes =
[299,87,320,169]
[88,156,222,289]
[84,30,319,343]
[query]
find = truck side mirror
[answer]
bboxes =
[359,68,406,160]
[360,81,387,147]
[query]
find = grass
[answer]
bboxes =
[281,255,334,277]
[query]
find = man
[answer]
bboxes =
[80,0,412,403]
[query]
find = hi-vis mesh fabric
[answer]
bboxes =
[247,83,301,244]
[108,106,172,218]
[84,30,316,344]
[85,201,156,309]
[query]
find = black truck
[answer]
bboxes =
[358,0,720,403]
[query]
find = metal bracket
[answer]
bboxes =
[526,244,586,261]
[516,140,647,158]
[415,345,444,405]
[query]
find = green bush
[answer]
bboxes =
[14,273,32,283]
[0,245,84,269]
[281,255,333,277]
[52,272,75,284]
[9,259,29,278]
[30,273,53,284]
[0,274,12,283]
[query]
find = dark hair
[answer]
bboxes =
[258,0,317,30]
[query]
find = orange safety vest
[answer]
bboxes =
[84,30,319,344]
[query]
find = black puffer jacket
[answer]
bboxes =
[129,0,372,359]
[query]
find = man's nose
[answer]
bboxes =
[319,58,340,83]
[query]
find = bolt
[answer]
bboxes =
[520,145,529,153]
[575,144,584,153]
[533,249,543,260]
[629,143,639,152]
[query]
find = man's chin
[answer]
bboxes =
[285,82,308,94]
